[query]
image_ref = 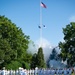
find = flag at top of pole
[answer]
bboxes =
[41,2,47,8]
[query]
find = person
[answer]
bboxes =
[56,69,59,75]
[46,68,50,75]
[1,69,5,75]
[59,69,63,75]
[23,69,27,75]
[10,69,13,75]
[68,68,72,75]
[63,68,67,75]
[38,68,43,75]
[15,70,19,75]
[32,69,35,75]
[34,67,38,75]
[29,69,32,75]
[51,69,55,75]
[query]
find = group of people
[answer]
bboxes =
[0,67,75,75]
[37,68,73,75]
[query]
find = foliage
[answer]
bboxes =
[50,48,58,60]
[20,61,30,69]
[37,47,46,68]
[0,15,32,69]
[59,22,75,67]
[30,47,47,69]
[30,53,38,69]
[47,48,60,67]
[5,61,22,70]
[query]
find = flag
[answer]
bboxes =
[38,25,46,29]
[43,25,46,28]
[41,2,46,8]
[38,26,41,28]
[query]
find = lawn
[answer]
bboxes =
[72,72,74,75]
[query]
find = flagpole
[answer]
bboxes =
[40,0,42,47]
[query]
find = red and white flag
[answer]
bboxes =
[41,2,46,8]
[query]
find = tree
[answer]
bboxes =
[47,47,60,67]
[0,15,31,69]
[37,47,46,68]
[59,22,75,67]
[50,48,58,60]
[30,53,37,69]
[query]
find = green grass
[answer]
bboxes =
[72,72,74,75]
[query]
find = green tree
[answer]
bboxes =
[37,47,46,68]
[0,15,31,69]
[50,48,58,60]
[59,22,75,67]
[47,48,60,67]
[30,53,37,69]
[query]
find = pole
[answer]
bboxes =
[40,0,42,47]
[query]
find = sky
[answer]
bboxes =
[0,0,75,47]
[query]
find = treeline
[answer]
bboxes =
[0,15,46,70]
[0,15,75,70]
[59,22,75,67]
[47,22,75,67]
